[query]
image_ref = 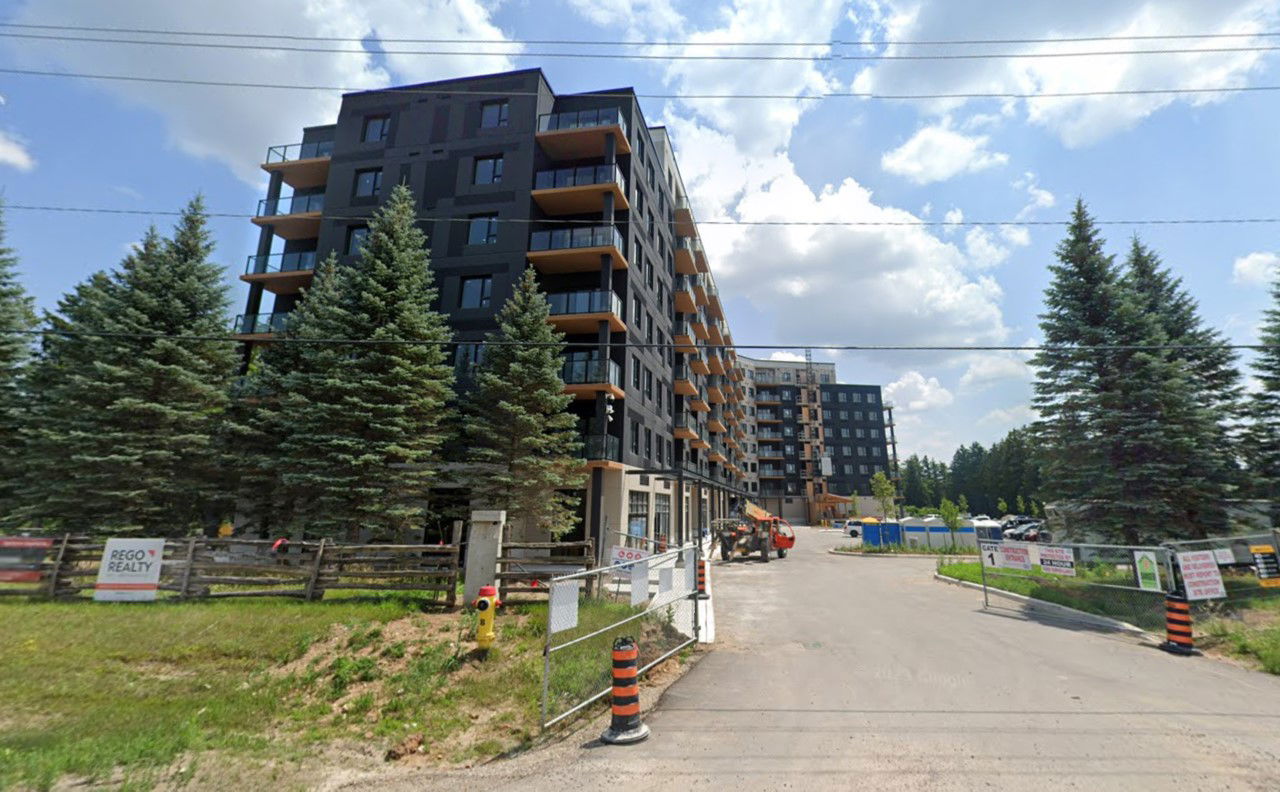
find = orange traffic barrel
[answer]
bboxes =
[1160,594,1197,656]
[600,636,650,744]
[696,560,710,600]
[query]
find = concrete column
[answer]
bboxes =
[464,510,506,603]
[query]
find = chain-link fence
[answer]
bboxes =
[1161,532,1280,620]
[541,543,699,728]
[970,540,1173,632]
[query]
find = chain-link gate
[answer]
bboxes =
[541,543,699,728]
[973,540,1173,632]
[1161,532,1280,625]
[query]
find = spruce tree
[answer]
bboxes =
[1243,275,1280,521]
[276,185,454,540]
[19,198,236,534]
[1031,200,1120,514]
[0,204,37,524]
[463,267,585,538]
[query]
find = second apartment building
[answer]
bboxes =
[233,68,749,552]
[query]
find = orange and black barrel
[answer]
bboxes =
[600,636,650,744]
[1161,593,1197,655]
[696,560,710,600]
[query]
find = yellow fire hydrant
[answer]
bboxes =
[473,585,500,650]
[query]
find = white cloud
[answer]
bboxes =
[768,351,807,362]
[885,371,955,411]
[978,404,1037,427]
[9,0,518,185]
[0,130,35,172]
[881,119,1009,184]
[563,0,682,31]
[852,1,1280,147]
[1013,171,1056,220]
[964,226,1012,270]
[959,351,1034,390]
[943,207,964,234]
[1233,251,1280,285]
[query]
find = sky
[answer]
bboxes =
[0,0,1277,461]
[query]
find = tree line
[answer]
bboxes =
[900,200,1278,543]
[0,187,585,540]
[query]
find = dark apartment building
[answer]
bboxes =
[819,383,891,499]
[233,68,748,552]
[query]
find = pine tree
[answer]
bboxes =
[19,198,236,534]
[0,204,38,524]
[276,185,454,540]
[1243,275,1280,521]
[1122,238,1241,532]
[1032,199,1120,512]
[463,267,585,538]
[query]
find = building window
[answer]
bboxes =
[854,411,864,421]
[785,462,797,474]
[838,392,847,403]
[823,409,832,420]
[858,446,867,457]
[782,371,792,382]
[480,100,509,128]
[632,296,642,324]
[784,444,795,456]
[644,427,653,460]
[852,392,863,403]
[473,155,504,185]
[860,464,870,475]
[362,114,390,143]
[627,491,649,541]
[453,342,485,378]
[354,168,382,198]
[820,373,831,383]
[345,225,368,255]
[459,276,492,309]
[856,428,865,439]
[872,447,883,457]
[870,429,880,438]
[840,428,850,439]
[467,214,499,245]
[868,393,878,404]
[839,410,848,420]
[654,494,671,541]
[644,368,653,401]
[632,356,641,389]
[656,436,665,465]
[631,419,641,455]
[843,464,854,475]
[646,311,654,344]
[822,391,831,403]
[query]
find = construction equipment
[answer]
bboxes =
[715,501,796,562]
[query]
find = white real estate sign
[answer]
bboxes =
[1177,550,1228,601]
[94,538,166,602]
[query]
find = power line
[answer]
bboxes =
[6,328,1275,352]
[6,203,1280,229]
[3,20,1278,48]
[7,66,1279,102]
[7,30,1280,61]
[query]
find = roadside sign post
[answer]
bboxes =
[978,541,999,608]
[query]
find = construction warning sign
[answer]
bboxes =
[1176,550,1227,601]
[1250,544,1280,589]
[1038,546,1076,576]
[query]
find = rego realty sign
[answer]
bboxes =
[94,538,166,602]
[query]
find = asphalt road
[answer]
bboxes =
[339,526,1280,791]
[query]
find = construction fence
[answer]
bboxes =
[959,531,1280,637]
[0,535,460,605]
[541,542,701,728]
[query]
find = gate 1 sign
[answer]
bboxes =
[1039,546,1076,576]
[94,538,166,602]
[0,537,54,583]
[1176,550,1227,601]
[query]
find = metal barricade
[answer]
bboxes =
[540,543,700,728]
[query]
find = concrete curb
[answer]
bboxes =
[933,572,1160,643]
[828,549,979,561]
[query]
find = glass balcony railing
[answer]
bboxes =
[579,433,622,462]
[673,318,696,339]
[232,311,290,335]
[244,251,318,275]
[674,362,693,382]
[759,466,787,477]
[758,410,780,421]
[265,140,335,163]
[538,106,627,136]
[675,273,700,293]
[529,225,625,254]
[546,289,622,317]
[534,163,625,191]
[561,357,622,387]
[257,194,324,217]
[758,429,784,440]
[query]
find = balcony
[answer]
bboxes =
[689,352,711,376]
[688,387,710,413]
[758,428,784,441]
[674,197,695,238]
[674,411,700,442]
[709,444,727,464]
[262,140,333,189]
[708,409,727,434]
[707,376,726,404]
[580,433,624,471]
[241,251,317,294]
[232,311,289,340]
[759,466,786,479]
[673,362,698,396]
[689,310,710,341]
[675,238,700,275]
[674,274,698,315]
[251,193,324,241]
[546,290,625,334]
[536,107,631,160]
[708,319,725,346]
[561,357,624,400]
[673,318,698,353]
[532,164,629,215]
[707,350,726,375]
[756,391,781,406]
[528,225,628,273]
[692,276,710,307]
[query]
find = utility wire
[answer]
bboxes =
[6,66,1280,102]
[6,329,1275,352]
[7,30,1280,61]
[6,203,1280,229]
[3,20,1278,47]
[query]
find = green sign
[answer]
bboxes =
[1134,550,1162,592]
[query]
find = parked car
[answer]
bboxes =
[847,523,861,538]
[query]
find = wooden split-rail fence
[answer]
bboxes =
[0,536,460,606]
[495,539,595,600]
